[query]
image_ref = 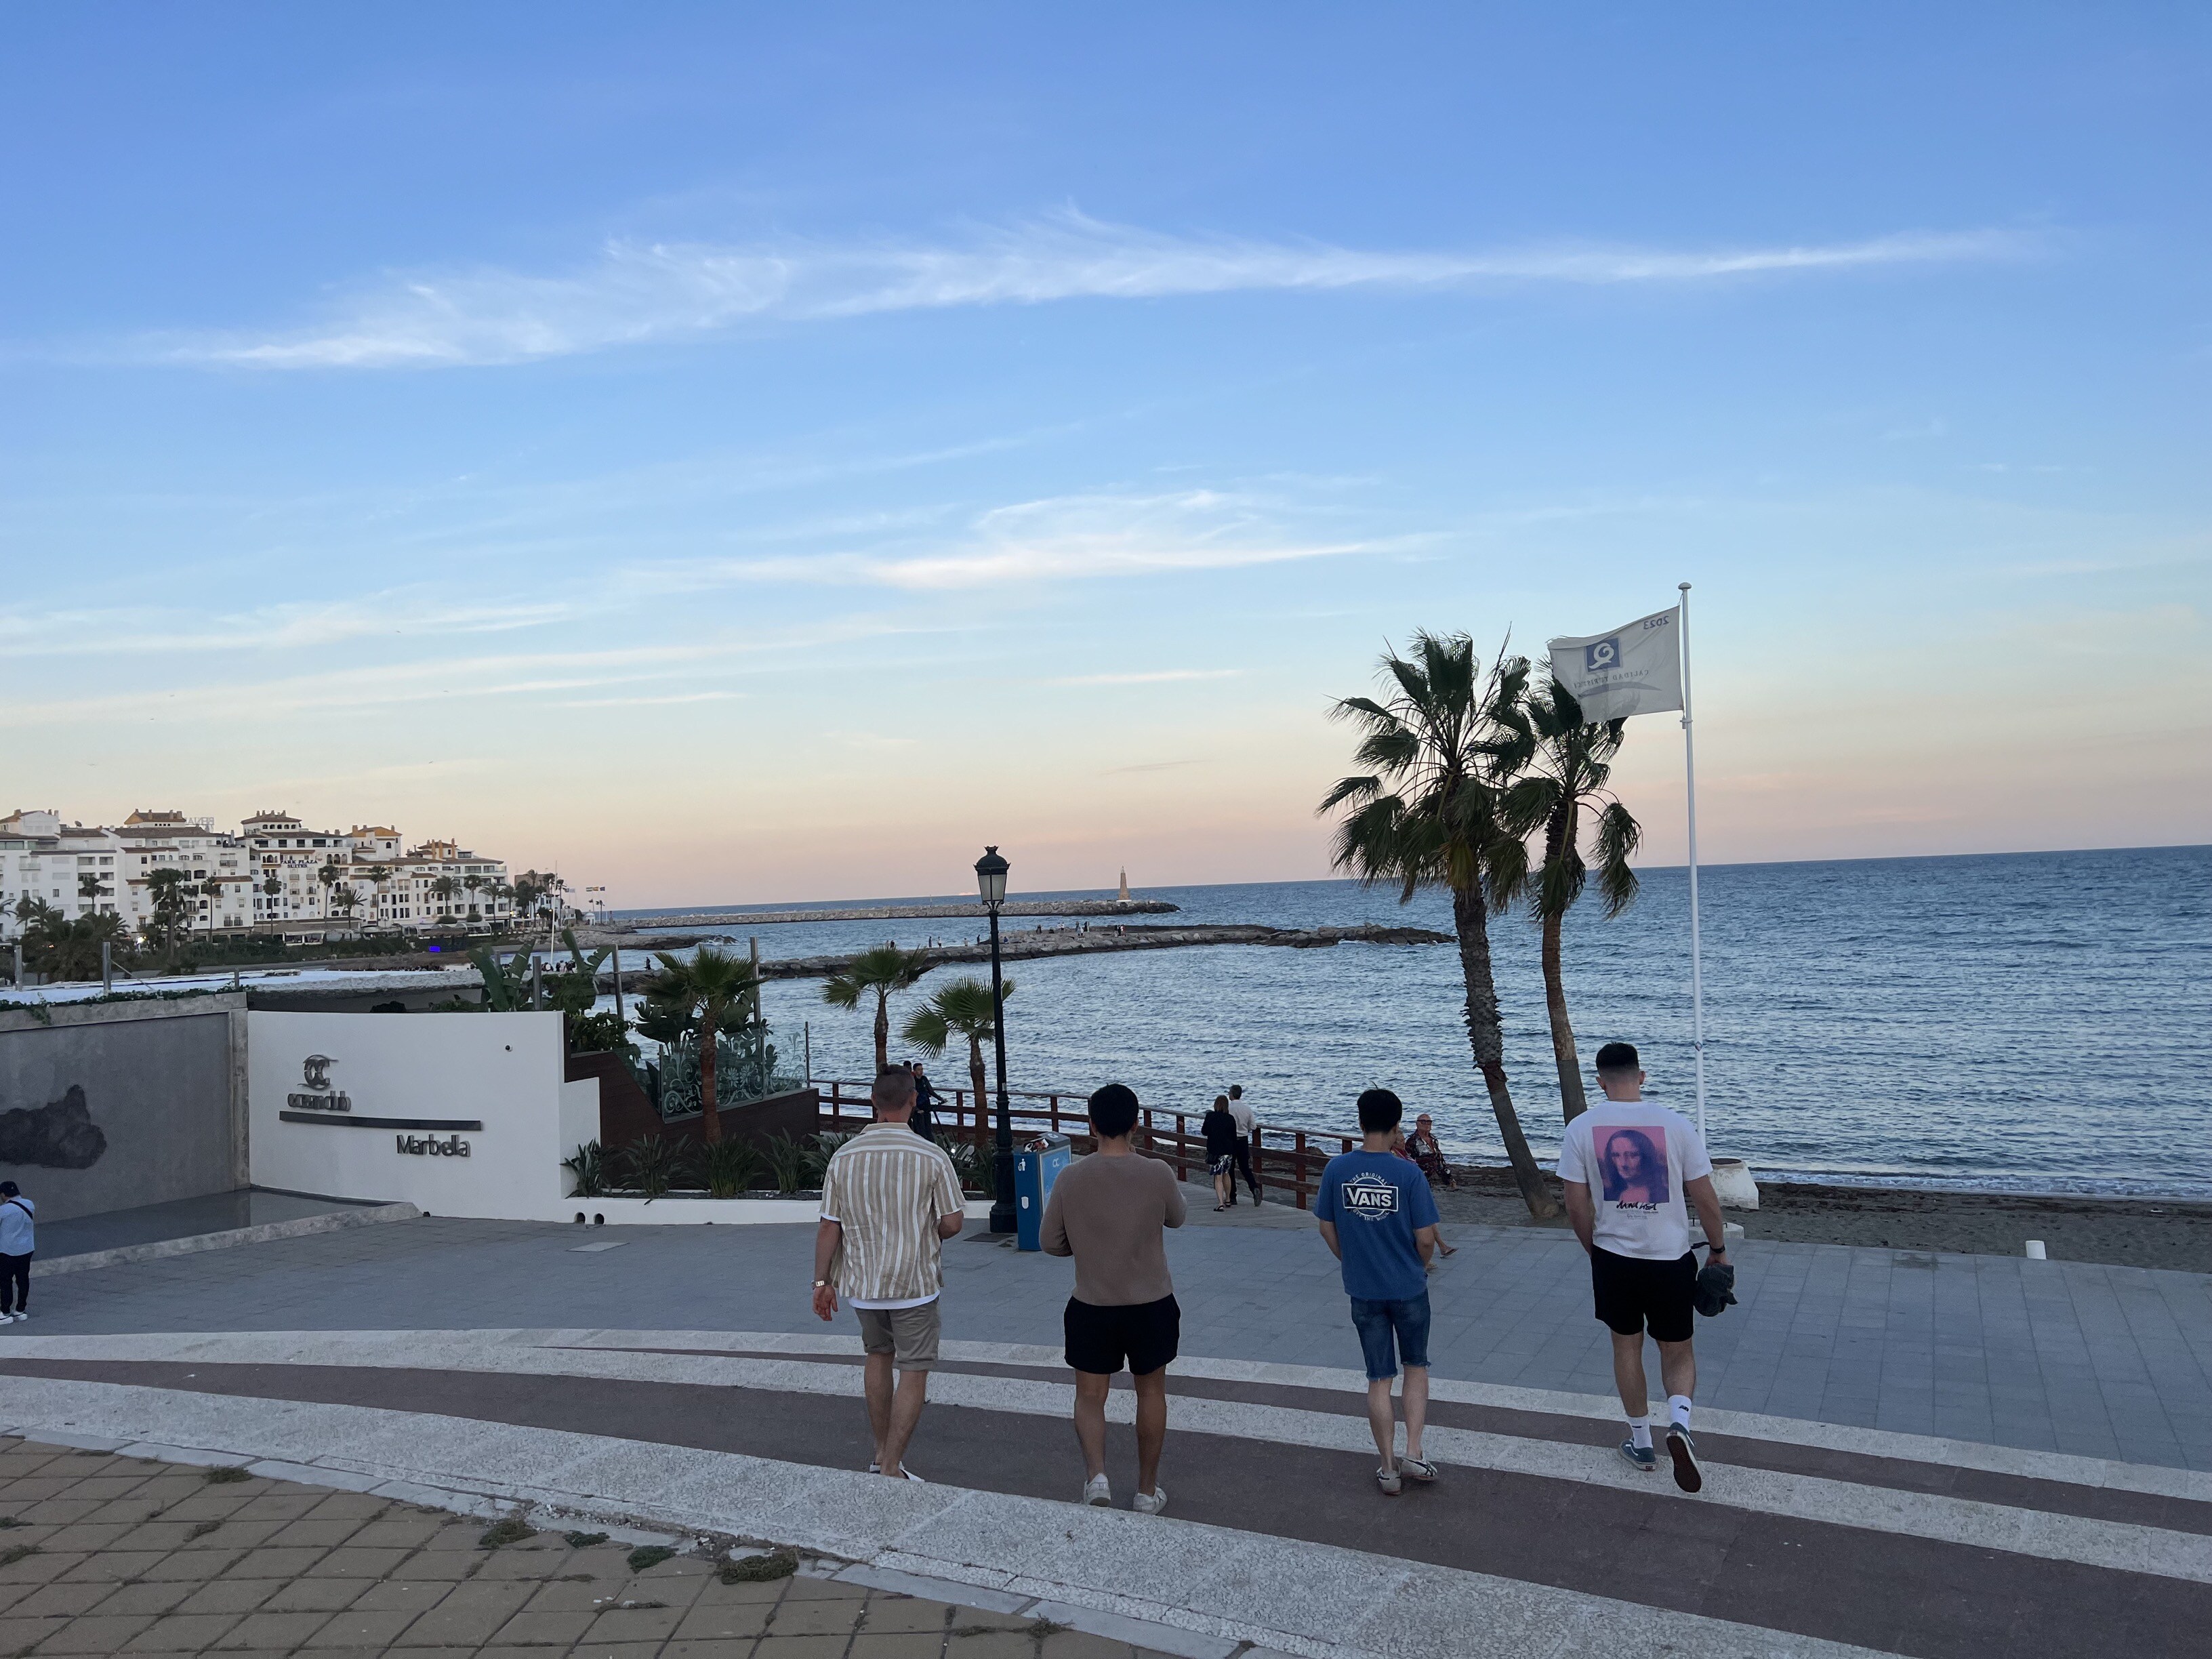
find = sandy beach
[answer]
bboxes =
[1427,1165,2212,1272]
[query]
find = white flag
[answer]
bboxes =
[1547,606,1683,722]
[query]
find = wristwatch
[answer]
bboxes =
[811,1279,832,1288]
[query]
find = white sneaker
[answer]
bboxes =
[1082,1473,1111,1507]
[1132,1487,1168,1515]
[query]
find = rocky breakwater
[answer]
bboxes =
[600,896,1177,936]
[741,921,1452,981]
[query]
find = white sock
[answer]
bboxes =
[1668,1395,1692,1430]
[1627,1416,1652,1450]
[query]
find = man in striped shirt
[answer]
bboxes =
[811,1068,967,1481]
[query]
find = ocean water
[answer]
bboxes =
[609,844,2212,1197]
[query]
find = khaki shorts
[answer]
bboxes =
[856,1300,942,1371]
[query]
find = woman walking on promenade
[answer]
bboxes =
[1202,1095,1240,1210]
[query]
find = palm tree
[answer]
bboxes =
[903,976,1015,1161]
[821,943,935,1073]
[366,865,394,924]
[1319,630,1558,1219]
[645,945,759,1143]
[430,875,459,919]
[318,860,342,918]
[146,869,192,959]
[462,872,483,925]
[331,884,360,924]
[199,878,224,935]
[1503,680,1644,1123]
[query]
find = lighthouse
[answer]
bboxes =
[1118,867,1130,903]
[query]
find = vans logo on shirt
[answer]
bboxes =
[1340,1174,1401,1219]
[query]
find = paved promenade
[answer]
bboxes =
[2,1206,2208,1658]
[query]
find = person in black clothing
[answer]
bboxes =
[908,1063,942,1143]
[1201,1095,1240,1211]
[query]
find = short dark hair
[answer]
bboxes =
[872,1068,916,1111]
[1594,1042,1640,1074]
[1357,1088,1404,1133]
[0,1181,16,1197]
[1227,1084,1242,1098]
[1088,1082,1141,1139]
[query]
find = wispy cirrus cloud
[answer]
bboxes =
[0,590,579,657]
[155,211,2029,370]
[635,487,1393,592]
[1048,669,1241,686]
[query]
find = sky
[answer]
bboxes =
[2,5,2206,907]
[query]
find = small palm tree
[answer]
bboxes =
[318,861,342,917]
[430,874,459,918]
[646,945,760,1144]
[1503,680,1643,1123]
[1320,630,1558,1219]
[903,977,1015,1162]
[821,944,935,1073]
[462,872,483,924]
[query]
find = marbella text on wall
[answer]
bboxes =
[276,1052,483,1151]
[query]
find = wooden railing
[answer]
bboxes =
[816,1078,1359,1210]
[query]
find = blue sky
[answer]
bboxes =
[3,5,2205,904]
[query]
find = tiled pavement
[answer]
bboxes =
[17,1206,2212,1471]
[0,1437,1172,1659]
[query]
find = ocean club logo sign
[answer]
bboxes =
[275,1049,483,1147]
[286,1053,352,1113]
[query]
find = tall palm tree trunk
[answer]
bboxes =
[1543,797,1590,1123]
[873,994,890,1073]
[967,1035,989,1160]
[697,1012,724,1143]
[1542,910,1588,1122]
[1451,884,1558,1218]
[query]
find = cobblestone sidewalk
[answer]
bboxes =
[0,1437,1176,1659]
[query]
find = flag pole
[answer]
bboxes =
[1677,581,1707,1138]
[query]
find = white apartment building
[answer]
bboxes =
[1,806,530,943]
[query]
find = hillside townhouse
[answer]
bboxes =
[2,806,529,944]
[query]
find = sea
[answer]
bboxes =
[605,844,2212,1199]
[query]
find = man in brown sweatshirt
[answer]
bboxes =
[1040,1082,1187,1514]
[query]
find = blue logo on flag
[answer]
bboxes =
[1584,636,1622,673]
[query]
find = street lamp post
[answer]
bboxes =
[974,846,1017,1234]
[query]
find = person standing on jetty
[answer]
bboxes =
[1226,1084,1262,1204]
[1042,1083,1187,1514]
[1315,1088,1441,1496]
[811,1068,966,1480]
[1557,1041,1730,1494]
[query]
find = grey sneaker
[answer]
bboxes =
[1132,1486,1167,1515]
[1082,1473,1111,1507]
[1619,1439,1658,1473]
[1374,1465,1402,1496]
[1399,1457,1438,1484]
[1665,1425,1702,1493]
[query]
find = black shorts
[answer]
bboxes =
[1591,1247,1697,1343]
[1065,1294,1180,1376]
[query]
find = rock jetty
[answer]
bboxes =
[714,921,1451,981]
[600,897,1177,935]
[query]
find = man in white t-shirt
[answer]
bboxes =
[1225,1085,1261,1204]
[1556,1042,1729,1494]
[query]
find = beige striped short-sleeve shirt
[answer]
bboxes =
[819,1124,966,1306]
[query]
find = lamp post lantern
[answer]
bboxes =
[974,846,1017,1233]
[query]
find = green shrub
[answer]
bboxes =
[563,1141,607,1198]
[700,1139,764,1198]
[761,1133,811,1193]
[203,1467,251,1484]
[626,1544,676,1572]
[478,1516,535,1549]
[564,1530,609,1548]
[615,1134,691,1197]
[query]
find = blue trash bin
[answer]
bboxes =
[1013,1132,1071,1251]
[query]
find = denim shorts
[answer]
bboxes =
[1349,1292,1431,1380]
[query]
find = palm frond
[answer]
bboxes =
[1593,800,1643,917]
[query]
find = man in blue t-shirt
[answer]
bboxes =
[1315,1088,1443,1497]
